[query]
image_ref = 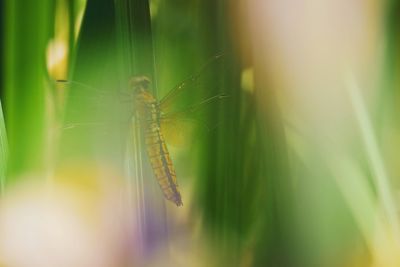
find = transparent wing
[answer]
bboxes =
[155,54,228,147]
[53,52,227,141]
[161,93,228,120]
[53,80,134,132]
[158,53,226,113]
[160,119,197,148]
[159,93,229,148]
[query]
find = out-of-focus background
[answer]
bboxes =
[1,0,400,266]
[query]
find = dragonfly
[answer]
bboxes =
[57,54,227,207]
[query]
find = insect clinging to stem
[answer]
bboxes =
[59,54,228,206]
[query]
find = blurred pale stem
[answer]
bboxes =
[346,73,399,242]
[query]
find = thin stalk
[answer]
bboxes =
[346,73,400,244]
[0,101,7,193]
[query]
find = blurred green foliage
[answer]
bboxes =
[4,0,397,266]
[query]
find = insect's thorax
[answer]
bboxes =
[135,90,159,118]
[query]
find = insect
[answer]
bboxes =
[132,76,183,206]
[59,55,227,206]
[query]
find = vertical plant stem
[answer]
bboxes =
[115,0,167,257]
[4,0,53,179]
[0,101,7,193]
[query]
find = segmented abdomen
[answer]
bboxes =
[143,119,183,206]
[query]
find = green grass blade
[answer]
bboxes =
[0,100,8,193]
[4,0,53,179]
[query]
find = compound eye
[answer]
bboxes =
[130,76,151,91]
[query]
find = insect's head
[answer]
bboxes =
[129,76,151,96]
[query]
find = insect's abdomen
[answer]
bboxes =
[144,126,183,206]
[135,90,182,206]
